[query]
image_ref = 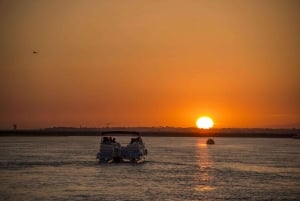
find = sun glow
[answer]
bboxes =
[196,116,214,129]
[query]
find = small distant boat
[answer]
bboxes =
[206,138,215,144]
[96,131,148,163]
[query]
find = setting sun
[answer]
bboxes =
[196,116,214,129]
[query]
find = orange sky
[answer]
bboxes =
[0,0,299,129]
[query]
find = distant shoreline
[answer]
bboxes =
[0,128,298,138]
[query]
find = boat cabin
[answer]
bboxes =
[97,131,147,163]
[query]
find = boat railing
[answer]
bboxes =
[101,141,144,146]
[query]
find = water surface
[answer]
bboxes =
[0,137,299,200]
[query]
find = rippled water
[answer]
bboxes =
[0,137,299,200]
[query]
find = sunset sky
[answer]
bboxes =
[1,0,299,129]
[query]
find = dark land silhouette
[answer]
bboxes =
[0,127,299,138]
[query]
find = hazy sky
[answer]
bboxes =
[1,0,299,129]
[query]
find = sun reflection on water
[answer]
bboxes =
[194,139,215,192]
[194,185,216,192]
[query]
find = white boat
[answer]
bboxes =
[96,131,148,163]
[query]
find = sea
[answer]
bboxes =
[0,136,299,201]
